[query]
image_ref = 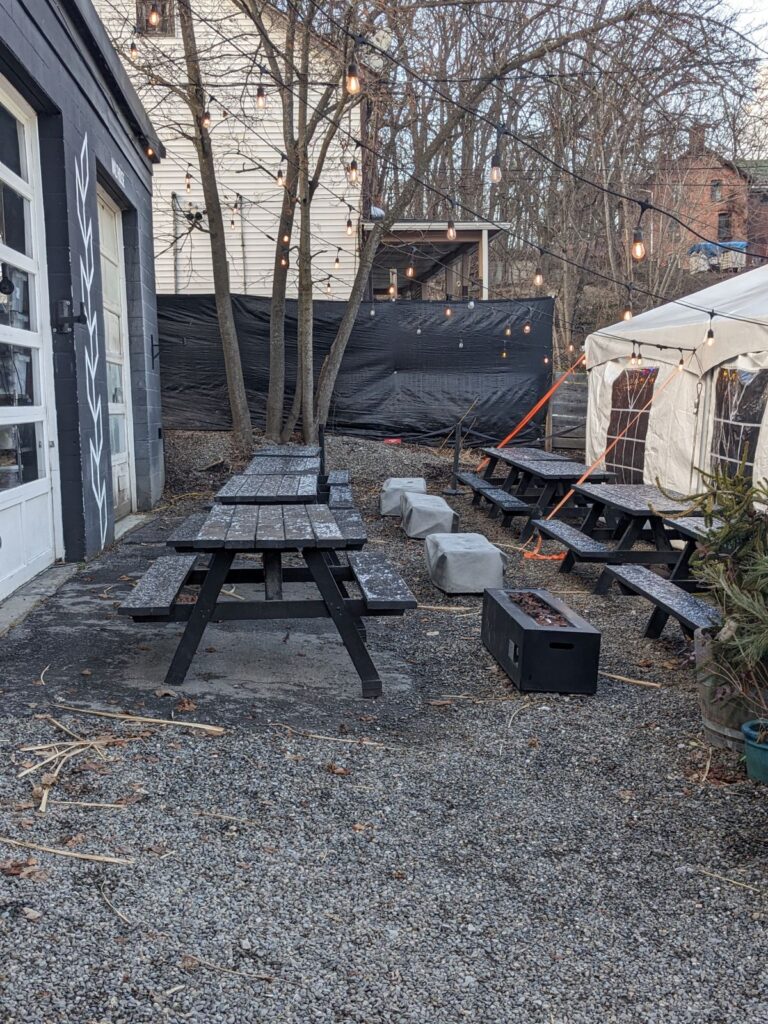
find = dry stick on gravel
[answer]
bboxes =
[699,869,765,895]
[601,672,662,690]
[53,704,226,737]
[0,836,133,865]
[99,882,133,925]
[181,954,273,983]
[417,604,477,613]
[51,801,127,810]
[270,722,389,749]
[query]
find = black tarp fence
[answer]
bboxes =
[157,294,554,444]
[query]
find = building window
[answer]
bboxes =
[710,179,722,202]
[136,1,175,34]
[717,212,732,241]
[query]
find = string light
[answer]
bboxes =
[543,355,550,364]
[345,62,361,95]
[146,145,155,158]
[406,248,415,278]
[622,302,633,321]
[490,151,502,184]
[326,277,332,295]
[346,159,359,185]
[279,250,289,269]
[416,327,421,335]
[445,305,453,318]
[706,311,715,346]
[636,347,643,366]
[631,205,648,262]
[504,325,512,337]
[533,264,544,288]
[148,3,161,28]
[202,108,211,130]
[276,167,284,187]
[458,338,464,349]
[388,283,396,296]
[256,84,267,110]
[446,218,456,241]
[346,208,354,235]
[129,37,138,61]
[282,230,290,243]
[678,350,685,372]
[185,166,192,193]
[522,319,532,334]
[630,345,637,366]
[501,347,508,359]
[334,249,341,270]
[369,305,376,317]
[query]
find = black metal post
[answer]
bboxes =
[443,420,462,496]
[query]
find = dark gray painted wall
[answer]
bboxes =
[0,0,164,561]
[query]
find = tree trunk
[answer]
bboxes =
[177,0,251,452]
[266,174,296,440]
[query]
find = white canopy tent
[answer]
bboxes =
[585,265,768,494]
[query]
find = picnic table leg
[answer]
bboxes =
[165,550,235,686]
[482,456,498,481]
[324,550,367,640]
[263,551,283,600]
[520,481,558,542]
[594,517,644,594]
[304,549,381,699]
[644,537,697,638]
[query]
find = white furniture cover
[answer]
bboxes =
[379,477,427,516]
[424,532,507,593]
[400,493,458,538]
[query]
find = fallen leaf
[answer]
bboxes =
[391,869,407,880]
[618,789,635,803]
[352,822,371,833]
[175,697,197,714]
[64,833,86,849]
[325,762,351,777]
[81,669,92,678]
[154,688,176,698]
[179,955,199,971]
[527,736,540,749]
[21,907,43,921]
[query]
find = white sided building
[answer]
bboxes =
[94,0,363,300]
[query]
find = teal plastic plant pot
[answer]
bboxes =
[741,720,768,784]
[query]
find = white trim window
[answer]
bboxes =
[0,74,61,599]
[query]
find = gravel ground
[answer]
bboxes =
[0,434,766,1024]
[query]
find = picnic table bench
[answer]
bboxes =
[602,515,722,637]
[215,472,318,504]
[120,503,414,698]
[532,483,697,591]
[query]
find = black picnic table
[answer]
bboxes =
[481,446,570,483]
[257,444,322,458]
[244,455,322,475]
[120,503,415,698]
[506,459,615,540]
[215,472,318,504]
[570,483,695,590]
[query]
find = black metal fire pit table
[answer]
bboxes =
[119,504,416,698]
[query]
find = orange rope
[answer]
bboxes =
[479,352,586,470]
[524,358,689,560]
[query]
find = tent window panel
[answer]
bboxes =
[605,368,659,484]
[711,367,768,479]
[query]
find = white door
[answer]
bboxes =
[0,75,61,601]
[97,190,135,520]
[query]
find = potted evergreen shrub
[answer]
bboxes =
[687,463,768,760]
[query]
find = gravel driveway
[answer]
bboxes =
[0,435,765,1023]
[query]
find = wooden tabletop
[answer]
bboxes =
[166,503,367,551]
[256,444,322,458]
[482,447,570,464]
[513,460,613,481]
[244,455,321,475]
[215,473,318,504]
[574,483,692,515]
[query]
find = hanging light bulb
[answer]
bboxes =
[256,84,267,109]
[630,347,637,366]
[622,303,633,321]
[501,348,508,359]
[467,300,475,310]
[346,62,361,95]
[636,348,643,367]
[490,151,502,184]
[326,277,332,295]
[678,352,685,372]
[522,320,532,334]
[346,216,353,236]
[230,209,235,229]
[504,325,512,337]
[185,166,192,193]
[346,159,359,185]
[568,343,574,353]
[706,313,715,346]
[334,249,341,271]
[416,327,422,335]
[282,231,290,243]
[533,266,544,288]
[129,37,138,62]
[276,167,285,188]
[146,145,155,158]
[202,109,211,130]
[446,219,457,241]
[406,251,415,278]
[388,283,396,296]
[369,305,376,317]
[148,2,161,28]
[445,304,453,318]
[458,338,464,349]
[544,355,550,365]
[631,225,646,262]
[279,251,289,269]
